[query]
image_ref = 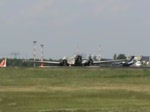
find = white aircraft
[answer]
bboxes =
[119,56,143,67]
[0,59,7,67]
[133,61,142,67]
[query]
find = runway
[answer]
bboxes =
[39,65,150,69]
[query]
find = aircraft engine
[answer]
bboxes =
[63,59,68,66]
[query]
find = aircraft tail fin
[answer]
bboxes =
[0,59,7,67]
[40,63,44,67]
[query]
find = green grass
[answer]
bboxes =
[0,67,150,112]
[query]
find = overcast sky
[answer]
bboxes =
[0,0,150,59]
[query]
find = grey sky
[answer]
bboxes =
[0,0,150,59]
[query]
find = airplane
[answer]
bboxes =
[81,45,127,67]
[28,53,128,67]
[81,54,126,66]
[28,43,128,67]
[117,56,141,67]
[116,56,135,67]
[121,56,150,67]
[28,54,138,67]
[0,59,7,67]
[132,61,142,67]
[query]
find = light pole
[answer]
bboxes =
[33,41,37,67]
[40,44,44,67]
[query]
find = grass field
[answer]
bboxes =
[0,67,150,112]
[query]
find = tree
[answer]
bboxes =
[116,54,126,59]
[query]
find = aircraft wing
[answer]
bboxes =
[24,60,61,65]
[32,60,61,64]
[93,59,125,64]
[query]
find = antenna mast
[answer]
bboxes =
[40,44,44,67]
[33,41,37,67]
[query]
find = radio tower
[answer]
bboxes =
[33,41,37,67]
[40,44,44,67]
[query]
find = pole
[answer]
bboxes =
[40,44,44,67]
[33,41,37,67]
